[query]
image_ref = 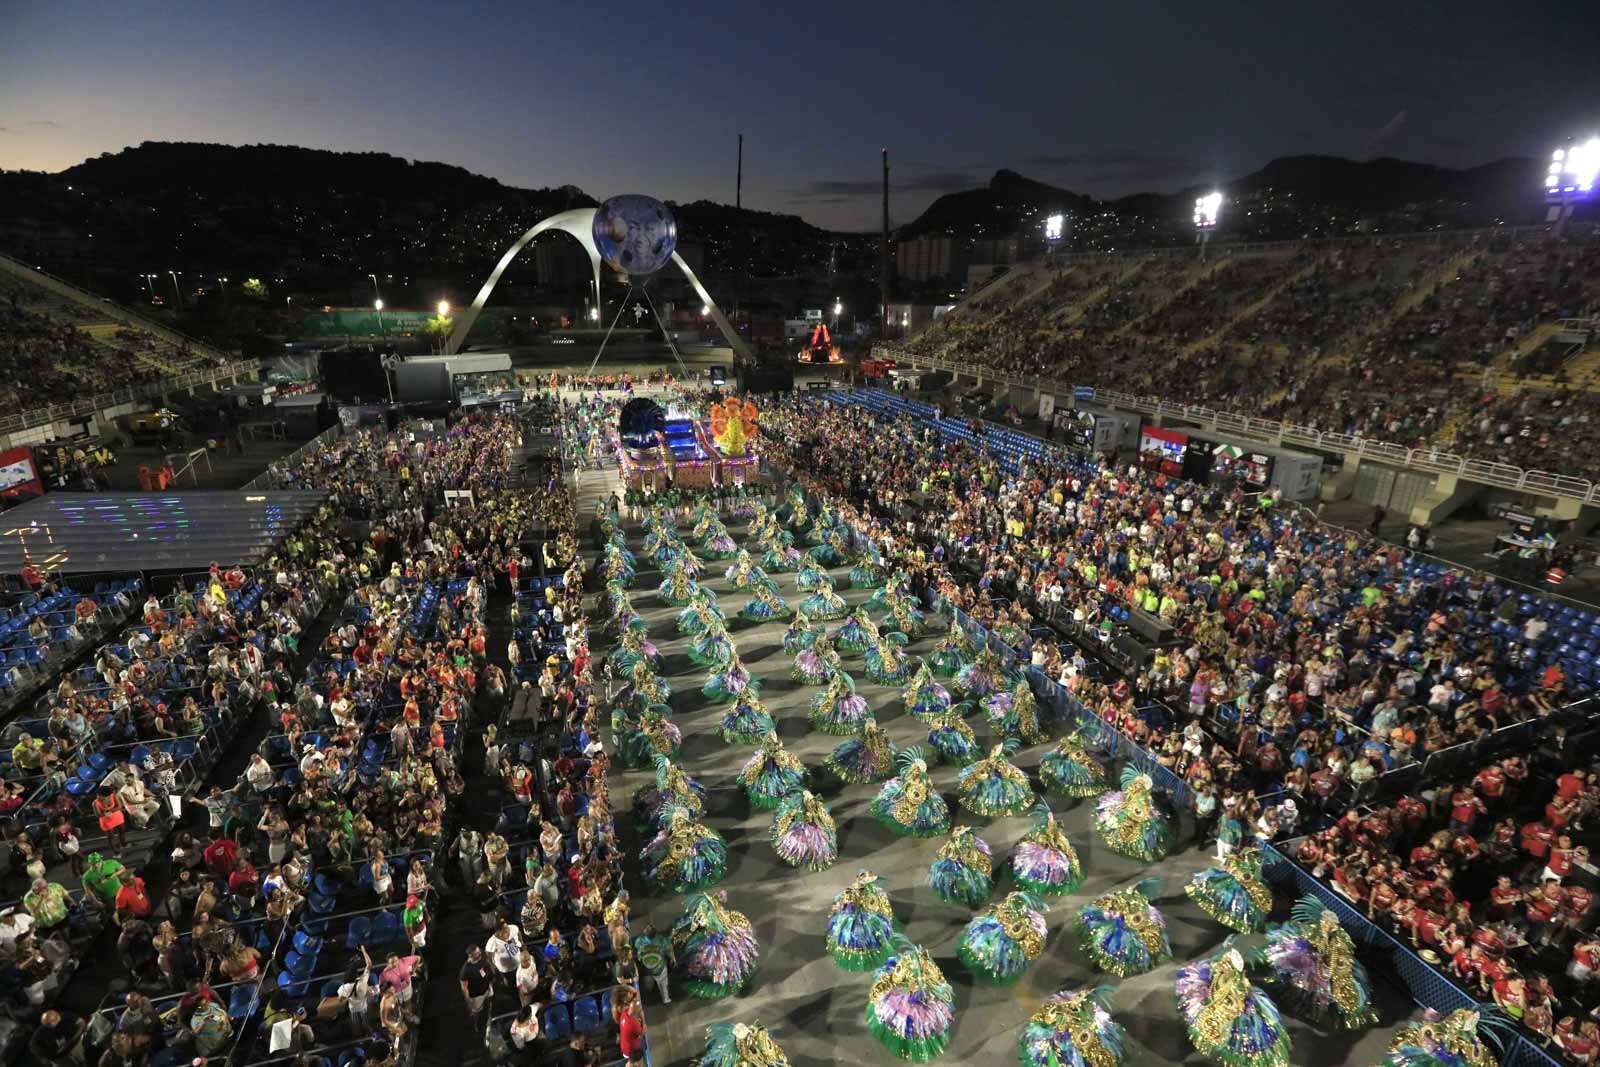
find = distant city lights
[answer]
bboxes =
[1547,137,1600,200]
[1193,191,1223,230]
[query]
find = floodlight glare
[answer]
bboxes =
[373,299,384,311]
[1547,137,1600,201]
[437,301,450,316]
[1193,191,1223,230]
[1044,213,1065,241]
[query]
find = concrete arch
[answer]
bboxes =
[445,206,749,359]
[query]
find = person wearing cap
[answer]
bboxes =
[402,894,427,950]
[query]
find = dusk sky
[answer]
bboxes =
[4,0,1598,230]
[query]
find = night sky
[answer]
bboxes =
[4,0,1597,230]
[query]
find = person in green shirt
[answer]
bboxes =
[24,878,71,930]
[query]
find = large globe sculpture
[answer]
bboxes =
[592,195,678,278]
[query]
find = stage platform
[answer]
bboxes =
[0,490,329,574]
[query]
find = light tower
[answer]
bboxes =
[1545,137,1599,237]
[1193,191,1223,258]
[1044,213,1065,261]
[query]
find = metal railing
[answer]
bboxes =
[882,348,1600,506]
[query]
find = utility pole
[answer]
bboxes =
[880,147,890,340]
[736,134,743,211]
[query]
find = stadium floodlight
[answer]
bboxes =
[437,300,450,316]
[1193,191,1223,258]
[1546,137,1599,233]
[1044,213,1065,241]
[1547,138,1600,199]
[373,299,384,311]
[701,303,710,317]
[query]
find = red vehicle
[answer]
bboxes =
[860,356,897,378]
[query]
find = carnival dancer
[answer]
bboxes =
[956,890,1050,984]
[956,740,1036,818]
[955,640,1013,700]
[848,544,888,590]
[642,806,728,894]
[928,624,976,678]
[883,594,928,641]
[697,1022,791,1067]
[658,557,699,606]
[1261,896,1377,1030]
[700,518,738,560]
[903,661,953,720]
[1077,877,1172,978]
[739,731,807,810]
[826,717,896,785]
[872,748,950,838]
[633,754,706,829]
[760,538,802,574]
[1174,945,1291,1067]
[983,677,1048,744]
[782,611,818,655]
[1018,987,1128,1067]
[811,672,871,735]
[704,649,760,703]
[1185,846,1273,934]
[1093,768,1173,862]
[791,630,844,685]
[1379,1009,1512,1067]
[834,605,879,655]
[671,890,759,999]
[794,548,828,593]
[928,825,993,907]
[796,573,848,621]
[616,705,681,768]
[1010,802,1084,897]
[864,628,914,685]
[677,588,725,638]
[609,625,661,677]
[825,870,896,971]
[864,936,956,1062]
[771,789,838,872]
[689,619,734,670]
[1039,729,1111,799]
[925,711,979,767]
[719,691,776,746]
[622,659,673,710]
[741,582,792,622]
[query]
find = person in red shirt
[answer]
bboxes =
[1522,821,1556,863]
[1474,763,1506,805]
[1449,788,1486,831]
[203,836,238,880]
[1556,770,1586,801]
[1488,876,1523,920]
[227,857,259,899]
[616,991,645,1058]
[1546,835,1581,883]
[1570,936,1600,982]
[114,872,152,921]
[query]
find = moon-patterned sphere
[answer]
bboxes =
[592,195,678,278]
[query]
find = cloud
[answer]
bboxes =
[792,170,979,202]
[1366,110,1407,154]
[24,119,60,129]
[1023,150,1198,185]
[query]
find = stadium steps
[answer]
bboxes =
[1351,246,1485,345]
[1048,258,1147,327]
[1481,340,1600,394]
[1111,257,1228,337]
[1180,256,1324,355]
[1424,406,1474,449]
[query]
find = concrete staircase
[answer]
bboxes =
[1351,246,1484,344]
[1111,257,1228,338]
[1048,258,1147,328]
[1187,257,1323,354]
